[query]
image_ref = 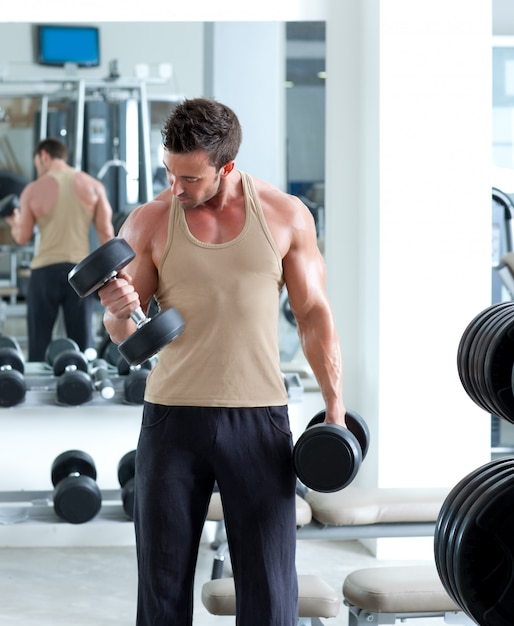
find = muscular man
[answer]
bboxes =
[99,98,346,625]
[7,138,114,361]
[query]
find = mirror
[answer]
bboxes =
[0,21,326,365]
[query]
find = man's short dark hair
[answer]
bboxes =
[34,138,68,161]
[161,98,243,170]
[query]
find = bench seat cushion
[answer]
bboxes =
[305,487,450,526]
[343,564,460,613]
[202,574,340,618]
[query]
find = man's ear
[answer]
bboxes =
[221,161,235,177]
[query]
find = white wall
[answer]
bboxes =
[325,0,493,559]
[204,22,286,189]
[1,1,329,23]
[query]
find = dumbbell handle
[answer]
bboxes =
[90,359,115,400]
[130,307,150,329]
[101,270,148,329]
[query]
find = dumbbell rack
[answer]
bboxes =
[0,489,138,548]
[0,488,128,523]
[22,361,138,398]
[0,370,143,546]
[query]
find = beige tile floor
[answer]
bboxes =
[0,537,456,626]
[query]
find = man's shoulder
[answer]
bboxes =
[249,174,303,214]
[24,173,56,195]
[128,192,171,225]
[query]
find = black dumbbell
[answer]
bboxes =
[117,357,151,404]
[67,237,186,367]
[51,450,102,524]
[293,409,370,493]
[0,346,26,407]
[52,348,94,406]
[0,334,23,353]
[45,337,97,365]
[90,358,115,400]
[45,337,81,366]
[0,193,20,218]
[118,450,136,520]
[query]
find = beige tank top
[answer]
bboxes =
[31,170,93,269]
[144,171,288,407]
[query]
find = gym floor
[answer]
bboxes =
[0,536,450,626]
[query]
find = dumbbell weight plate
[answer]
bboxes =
[452,469,514,625]
[123,368,149,404]
[45,338,80,366]
[465,304,514,415]
[118,450,136,487]
[52,349,88,377]
[0,335,22,353]
[308,410,370,460]
[294,410,367,493]
[53,475,102,524]
[444,460,514,609]
[434,457,514,603]
[456,303,492,404]
[121,477,135,521]
[118,450,136,520]
[294,424,361,493]
[0,346,24,373]
[468,306,512,417]
[68,237,136,298]
[56,370,94,406]
[51,450,97,485]
[474,307,514,420]
[51,450,101,524]
[483,313,514,422]
[118,306,186,367]
[0,193,19,218]
[0,346,26,408]
[0,369,26,407]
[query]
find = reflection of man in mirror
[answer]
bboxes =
[5,138,114,361]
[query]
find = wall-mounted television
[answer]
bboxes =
[35,25,100,68]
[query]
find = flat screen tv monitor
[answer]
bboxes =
[36,25,100,68]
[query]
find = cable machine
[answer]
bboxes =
[32,77,154,214]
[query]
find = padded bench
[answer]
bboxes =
[201,574,340,626]
[298,487,450,539]
[343,564,475,624]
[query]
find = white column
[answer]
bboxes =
[325,0,493,558]
[203,22,286,190]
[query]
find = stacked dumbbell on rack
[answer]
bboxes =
[0,335,153,407]
[434,300,514,626]
[0,449,139,525]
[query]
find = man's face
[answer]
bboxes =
[162,149,223,210]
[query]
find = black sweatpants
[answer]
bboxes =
[27,263,95,361]
[134,403,298,626]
